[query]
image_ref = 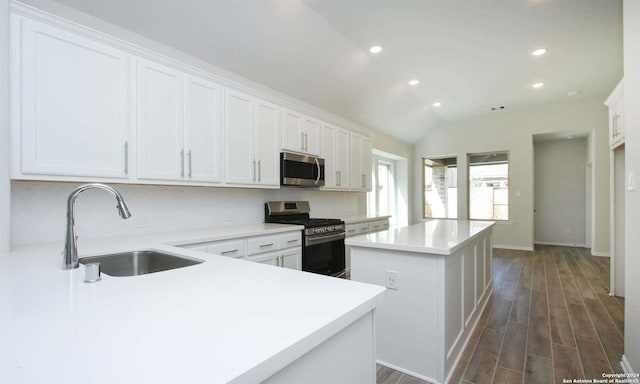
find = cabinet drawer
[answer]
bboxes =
[370,220,389,232]
[207,240,247,258]
[181,243,209,253]
[247,235,281,255]
[279,231,302,248]
[345,225,359,237]
[246,250,279,266]
[356,223,371,234]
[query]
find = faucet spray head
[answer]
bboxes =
[116,199,132,220]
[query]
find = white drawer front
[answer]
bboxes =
[246,250,279,266]
[370,220,389,232]
[182,244,209,253]
[345,224,359,237]
[207,240,247,258]
[279,231,302,248]
[247,235,281,255]
[357,223,371,233]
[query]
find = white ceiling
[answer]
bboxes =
[51,0,623,144]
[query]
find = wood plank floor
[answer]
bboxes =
[376,246,625,384]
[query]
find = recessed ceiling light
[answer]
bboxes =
[408,80,419,86]
[432,102,442,107]
[531,48,547,56]
[369,45,383,54]
[567,90,582,97]
[532,82,545,88]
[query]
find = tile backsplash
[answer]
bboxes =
[11,181,364,246]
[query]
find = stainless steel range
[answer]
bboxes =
[265,201,345,277]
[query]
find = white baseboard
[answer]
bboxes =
[592,251,611,257]
[493,244,534,251]
[376,360,440,384]
[534,241,587,247]
[621,355,636,375]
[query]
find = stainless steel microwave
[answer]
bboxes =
[280,152,325,187]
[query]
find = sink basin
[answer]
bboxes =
[79,250,203,277]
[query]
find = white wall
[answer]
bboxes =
[623,0,640,373]
[0,0,9,252]
[533,138,587,246]
[11,181,365,246]
[413,99,610,251]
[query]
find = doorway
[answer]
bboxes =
[533,135,589,247]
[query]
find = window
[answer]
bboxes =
[468,152,509,220]
[423,157,457,218]
[368,155,399,226]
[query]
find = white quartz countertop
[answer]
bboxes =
[342,215,391,224]
[0,224,386,384]
[345,219,494,255]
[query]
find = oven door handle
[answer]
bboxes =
[306,232,345,246]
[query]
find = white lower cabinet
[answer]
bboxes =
[182,230,301,270]
[207,239,246,258]
[280,248,302,270]
[345,217,390,272]
[246,248,300,269]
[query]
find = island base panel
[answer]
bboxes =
[350,229,493,383]
[262,311,376,384]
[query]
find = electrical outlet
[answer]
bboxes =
[385,270,398,290]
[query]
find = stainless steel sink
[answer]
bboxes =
[79,250,203,277]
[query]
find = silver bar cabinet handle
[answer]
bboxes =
[258,160,262,182]
[301,133,305,151]
[336,171,339,187]
[188,150,192,178]
[180,149,185,178]
[252,159,256,182]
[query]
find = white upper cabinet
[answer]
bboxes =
[11,10,373,191]
[136,58,185,180]
[184,75,223,183]
[16,17,130,178]
[350,133,372,191]
[225,90,255,185]
[254,100,282,186]
[225,89,281,187]
[605,79,624,148]
[281,109,321,156]
[322,124,350,190]
[137,59,223,183]
[282,109,303,153]
[301,116,322,156]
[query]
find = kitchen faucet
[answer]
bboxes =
[63,183,132,269]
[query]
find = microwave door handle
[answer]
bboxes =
[314,158,321,185]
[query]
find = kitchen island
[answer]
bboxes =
[0,224,386,384]
[347,219,494,383]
